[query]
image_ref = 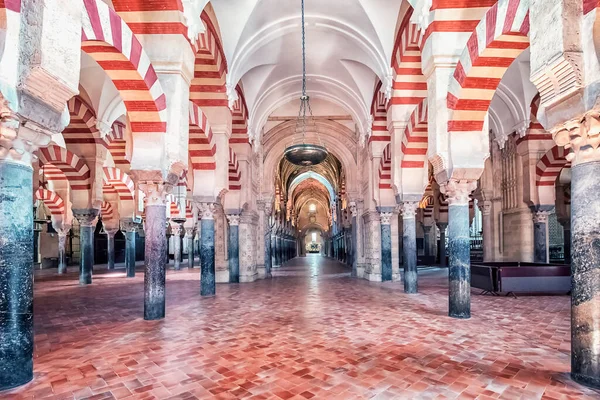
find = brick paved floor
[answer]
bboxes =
[3,255,599,399]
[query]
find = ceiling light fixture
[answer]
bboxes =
[283,0,328,167]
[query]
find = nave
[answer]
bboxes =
[5,256,598,399]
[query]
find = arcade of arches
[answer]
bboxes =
[1,0,600,397]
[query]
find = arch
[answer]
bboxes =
[38,146,91,191]
[528,93,543,130]
[231,85,250,145]
[369,85,389,144]
[81,0,167,167]
[536,146,570,187]
[101,201,114,221]
[447,0,530,134]
[379,144,392,189]
[289,172,336,204]
[35,189,65,217]
[185,200,194,220]
[189,101,217,171]
[103,167,134,201]
[401,98,428,169]
[104,120,129,169]
[228,147,241,191]
[64,96,100,146]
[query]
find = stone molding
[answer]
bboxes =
[73,209,99,227]
[531,52,583,112]
[553,111,600,166]
[400,201,419,219]
[226,214,241,226]
[441,179,477,206]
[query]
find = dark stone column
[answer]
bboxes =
[0,160,34,390]
[532,208,551,263]
[263,205,273,276]
[563,223,571,263]
[57,228,69,274]
[401,202,419,293]
[74,209,99,285]
[350,202,358,277]
[277,236,283,266]
[445,182,474,319]
[272,234,278,267]
[185,228,195,269]
[121,220,137,278]
[143,200,167,320]
[106,228,118,270]
[227,215,240,283]
[423,225,432,257]
[379,210,393,282]
[171,224,183,271]
[570,160,600,388]
[437,222,447,266]
[199,203,216,296]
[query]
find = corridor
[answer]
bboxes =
[6,257,598,399]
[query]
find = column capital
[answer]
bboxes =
[170,223,183,236]
[532,209,552,224]
[422,225,432,233]
[553,111,600,166]
[105,228,119,237]
[197,202,217,220]
[184,227,196,237]
[440,179,477,206]
[138,180,173,206]
[120,219,139,233]
[437,222,448,230]
[1,116,54,167]
[226,214,240,226]
[73,209,99,227]
[379,211,393,225]
[349,201,358,217]
[479,200,492,216]
[400,201,419,219]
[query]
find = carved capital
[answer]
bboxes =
[185,227,195,237]
[105,227,119,237]
[349,202,358,217]
[120,219,138,233]
[197,202,216,220]
[73,209,99,227]
[552,111,600,166]
[531,52,583,112]
[139,181,173,206]
[226,214,240,226]
[1,115,53,166]
[400,201,419,219]
[440,179,477,206]
[170,223,183,236]
[379,211,393,225]
[181,0,208,44]
[479,201,492,216]
[532,210,552,224]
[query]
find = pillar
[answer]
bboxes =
[105,228,118,270]
[272,234,279,268]
[73,209,99,285]
[171,223,183,271]
[0,148,35,390]
[437,222,447,266]
[379,210,393,282]
[561,221,571,263]
[57,228,69,274]
[121,220,137,278]
[532,208,551,264]
[350,202,358,277]
[227,214,240,283]
[277,236,283,266]
[139,182,169,320]
[480,201,493,262]
[423,225,432,257]
[185,228,195,269]
[401,202,419,293]
[261,201,273,277]
[444,181,475,319]
[198,203,216,296]
[570,158,600,388]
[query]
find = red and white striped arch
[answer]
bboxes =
[38,146,91,191]
[64,96,101,146]
[101,201,114,220]
[108,0,185,36]
[81,0,167,140]
[166,195,183,218]
[401,98,428,169]
[231,86,250,145]
[189,101,217,170]
[35,189,65,217]
[103,167,135,201]
[368,83,389,144]
[229,147,241,191]
[447,0,530,134]
[528,93,543,130]
[105,121,129,170]
[190,8,228,109]
[379,144,392,190]
[536,146,570,187]
[390,10,426,108]
[185,200,194,220]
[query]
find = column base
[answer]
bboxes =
[448,312,471,319]
[273,264,281,268]
[572,373,600,389]
[240,272,258,283]
[364,272,382,282]
[257,265,266,279]
[215,270,229,283]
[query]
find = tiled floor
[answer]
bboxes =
[4,255,599,399]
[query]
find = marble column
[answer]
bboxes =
[227,214,240,283]
[401,202,419,293]
[171,223,183,271]
[437,222,447,266]
[185,228,195,269]
[262,202,273,277]
[105,228,118,270]
[379,210,393,282]
[423,225,432,257]
[480,201,493,262]
[445,181,475,319]
[73,209,99,285]
[532,208,551,263]
[57,228,69,274]
[272,234,279,268]
[561,221,571,263]
[570,159,600,388]
[0,156,35,390]
[139,182,169,320]
[350,202,358,277]
[121,220,137,278]
[278,236,283,266]
[198,203,216,296]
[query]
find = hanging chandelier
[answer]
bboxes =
[283,0,328,167]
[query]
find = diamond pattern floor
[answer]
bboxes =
[3,255,599,399]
